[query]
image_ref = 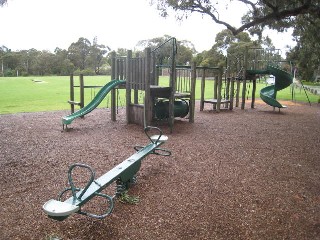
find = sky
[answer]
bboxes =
[0,0,295,55]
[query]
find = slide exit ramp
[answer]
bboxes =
[62,79,125,129]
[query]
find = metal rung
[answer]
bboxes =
[68,100,81,106]
[42,199,79,217]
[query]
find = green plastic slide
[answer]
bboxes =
[248,65,292,108]
[62,79,125,126]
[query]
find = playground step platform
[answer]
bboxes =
[68,100,81,106]
[43,199,79,217]
[203,99,230,104]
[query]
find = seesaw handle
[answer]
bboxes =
[144,126,163,144]
[68,163,95,203]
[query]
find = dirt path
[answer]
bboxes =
[0,102,319,240]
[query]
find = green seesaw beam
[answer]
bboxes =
[42,127,171,221]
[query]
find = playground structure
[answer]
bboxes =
[245,48,293,110]
[43,126,171,221]
[68,74,84,113]
[199,66,239,112]
[223,47,294,111]
[198,47,292,112]
[62,42,298,131]
[63,38,197,132]
[110,38,196,132]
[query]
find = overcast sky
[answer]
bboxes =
[0,0,295,54]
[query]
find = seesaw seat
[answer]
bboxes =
[150,135,168,142]
[42,199,79,217]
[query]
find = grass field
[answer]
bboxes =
[0,76,318,114]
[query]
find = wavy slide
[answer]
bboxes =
[248,65,293,109]
[62,79,125,126]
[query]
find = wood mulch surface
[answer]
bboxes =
[0,101,319,240]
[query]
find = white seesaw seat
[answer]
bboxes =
[150,135,168,143]
[42,199,79,217]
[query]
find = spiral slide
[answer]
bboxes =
[62,79,125,127]
[248,65,293,109]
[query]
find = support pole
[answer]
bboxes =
[169,42,176,133]
[216,68,222,112]
[126,50,132,124]
[70,74,75,113]
[213,73,218,110]
[241,79,247,109]
[242,47,248,109]
[79,74,84,109]
[251,78,256,109]
[236,78,240,107]
[189,62,196,122]
[144,48,152,126]
[200,67,205,111]
[111,52,116,121]
[229,78,235,110]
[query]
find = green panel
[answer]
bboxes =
[154,100,189,119]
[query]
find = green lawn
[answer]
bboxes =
[0,76,111,114]
[0,76,318,114]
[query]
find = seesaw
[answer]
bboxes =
[42,126,171,221]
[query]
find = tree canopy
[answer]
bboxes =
[152,0,320,36]
[287,14,320,80]
[136,35,196,65]
[0,37,111,76]
[0,0,7,7]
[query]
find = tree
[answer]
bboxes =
[136,35,196,65]
[194,30,261,68]
[67,37,110,74]
[0,45,10,76]
[152,0,320,36]
[68,38,91,71]
[53,48,75,75]
[34,51,56,75]
[287,14,320,80]
[88,37,110,74]
[0,0,7,7]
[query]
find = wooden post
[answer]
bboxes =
[241,79,247,109]
[189,62,196,122]
[229,78,235,110]
[111,51,116,121]
[216,68,222,112]
[213,73,218,110]
[79,74,84,109]
[151,52,157,86]
[236,78,240,107]
[200,67,205,111]
[126,50,132,124]
[69,74,75,113]
[225,77,230,108]
[251,78,256,109]
[144,48,152,127]
[241,47,248,109]
[133,53,139,104]
[169,45,176,133]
